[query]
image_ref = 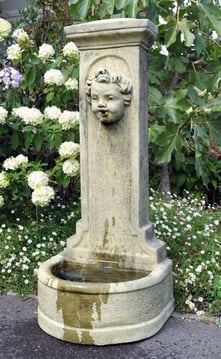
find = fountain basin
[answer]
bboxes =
[38,254,174,345]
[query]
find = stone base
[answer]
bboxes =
[38,253,174,345]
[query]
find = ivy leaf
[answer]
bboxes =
[178,18,195,47]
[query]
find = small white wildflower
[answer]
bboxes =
[38,43,55,61]
[27,171,49,189]
[159,44,169,56]
[196,310,205,316]
[44,106,61,120]
[0,106,8,124]
[58,110,79,130]
[195,265,202,273]
[44,69,64,86]
[158,15,167,25]
[211,30,218,40]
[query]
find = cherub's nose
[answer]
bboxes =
[98,99,106,108]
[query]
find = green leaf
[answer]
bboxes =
[46,93,55,103]
[115,0,129,10]
[165,20,178,48]
[149,86,163,106]
[178,18,195,47]
[155,131,178,164]
[199,3,221,35]
[148,125,166,143]
[207,117,221,145]
[69,0,80,4]
[76,0,91,20]
[126,0,138,18]
[26,69,36,85]
[195,156,209,186]
[11,131,19,150]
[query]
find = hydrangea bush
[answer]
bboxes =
[0,18,80,207]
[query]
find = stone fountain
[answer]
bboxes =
[38,18,174,346]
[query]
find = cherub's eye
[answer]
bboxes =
[92,95,98,101]
[108,96,115,101]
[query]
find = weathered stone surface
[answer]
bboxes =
[38,18,174,345]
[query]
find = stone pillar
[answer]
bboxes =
[65,19,166,270]
[37,20,174,345]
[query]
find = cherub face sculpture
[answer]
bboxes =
[85,68,132,125]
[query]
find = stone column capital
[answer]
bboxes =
[65,18,157,50]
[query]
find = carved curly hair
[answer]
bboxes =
[85,68,132,105]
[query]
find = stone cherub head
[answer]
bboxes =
[85,68,132,125]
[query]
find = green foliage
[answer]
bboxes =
[0,1,80,206]
[0,198,80,296]
[149,188,221,315]
[68,0,221,199]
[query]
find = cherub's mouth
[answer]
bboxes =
[99,110,108,118]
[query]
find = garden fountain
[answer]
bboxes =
[38,18,174,345]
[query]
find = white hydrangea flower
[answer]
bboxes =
[13,107,44,125]
[44,106,61,120]
[0,106,8,124]
[58,141,80,158]
[3,154,28,171]
[62,41,79,59]
[3,157,20,171]
[58,110,79,130]
[27,171,49,189]
[62,158,80,176]
[65,78,78,90]
[7,44,22,62]
[16,154,28,165]
[0,195,4,207]
[13,28,29,44]
[44,69,64,86]
[0,18,12,41]
[31,185,55,207]
[38,43,55,61]
[0,172,9,188]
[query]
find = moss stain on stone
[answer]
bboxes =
[56,284,109,344]
[103,219,109,247]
